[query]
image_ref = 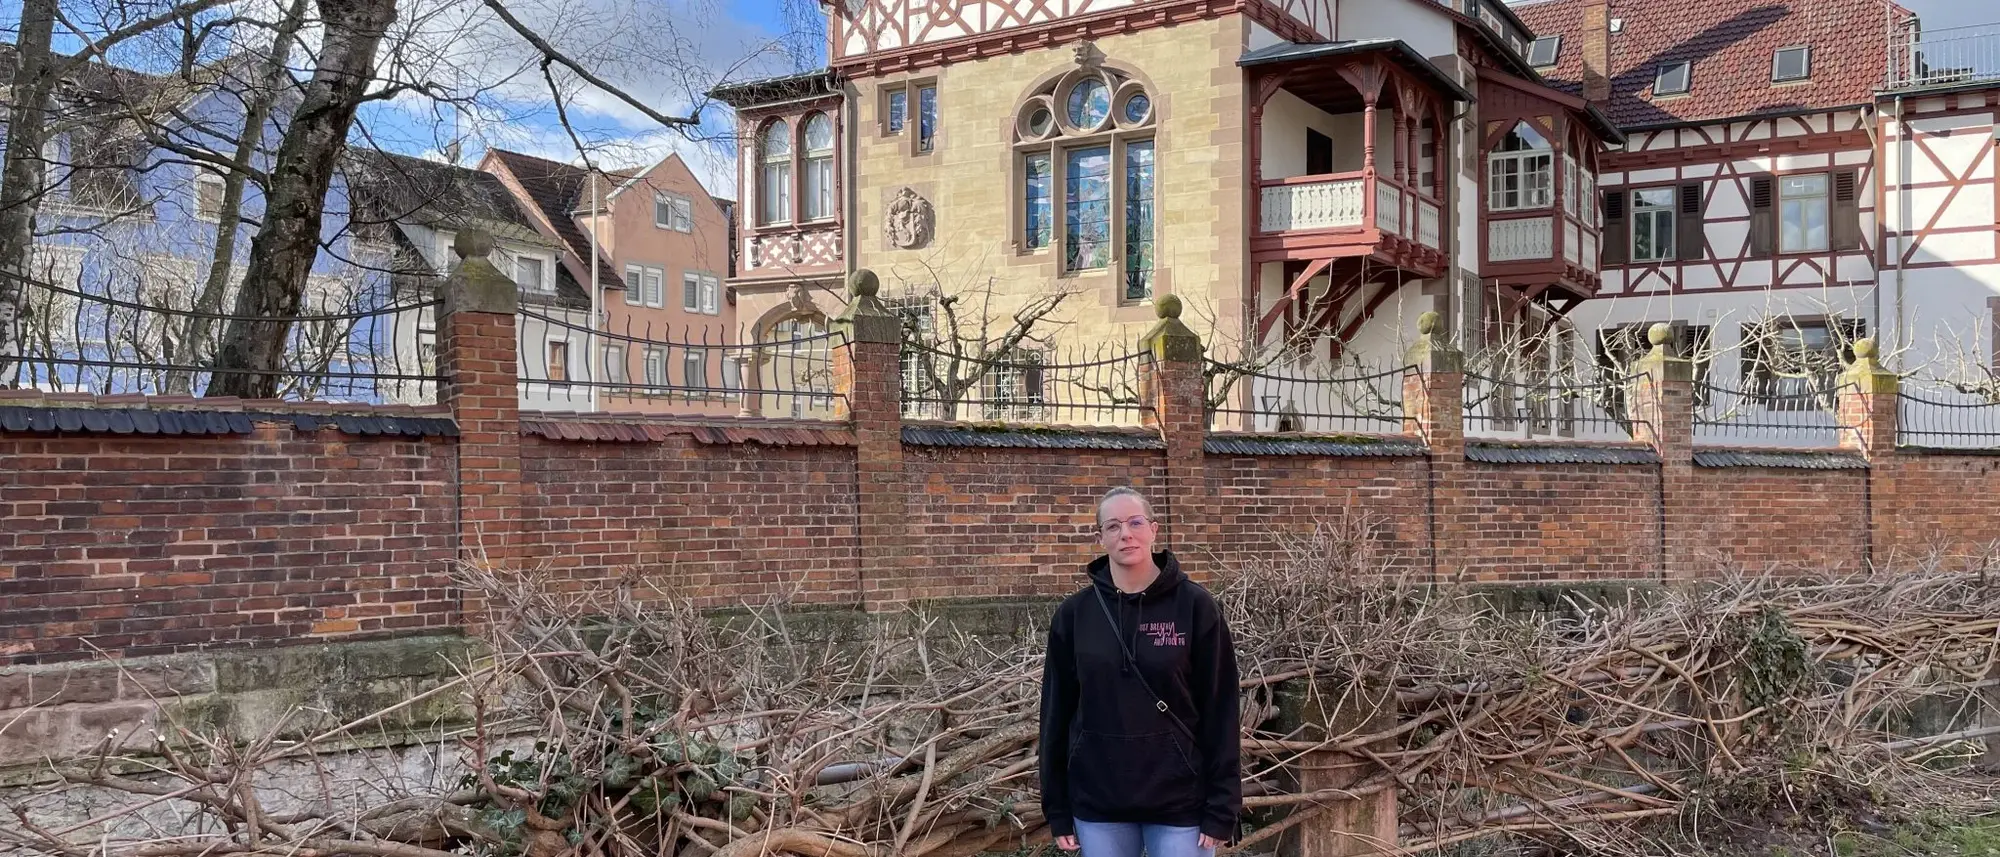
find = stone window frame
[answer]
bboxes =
[1008,60,1159,304]
[879,77,939,158]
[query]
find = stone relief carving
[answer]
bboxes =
[884,187,934,250]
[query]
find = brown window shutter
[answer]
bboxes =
[1831,169,1860,251]
[1601,189,1628,265]
[1750,176,1775,257]
[1677,183,1704,261]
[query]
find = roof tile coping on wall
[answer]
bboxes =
[0,391,457,438]
[1204,432,1430,457]
[1692,448,1869,469]
[1466,441,1663,465]
[520,412,856,446]
[900,422,1166,451]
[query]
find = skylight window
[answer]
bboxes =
[1773,46,1811,82]
[1655,61,1692,96]
[1529,35,1561,68]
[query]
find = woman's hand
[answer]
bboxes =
[1055,836,1080,851]
[1199,834,1225,850]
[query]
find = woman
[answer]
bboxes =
[1038,487,1241,857]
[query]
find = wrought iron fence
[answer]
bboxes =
[6,271,440,403]
[1694,379,1850,447]
[1887,22,2000,90]
[898,341,1152,426]
[1897,378,2000,449]
[1205,359,1407,434]
[1463,372,1639,442]
[517,309,843,418]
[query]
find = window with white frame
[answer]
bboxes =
[1655,61,1691,96]
[682,272,721,315]
[1779,173,1830,253]
[1013,64,1156,300]
[887,295,936,415]
[759,119,792,226]
[656,192,693,232]
[546,339,570,383]
[980,349,1046,422]
[1772,46,1810,82]
[626,264,665,307]
[683,349,707,390]
[1631,188,1677,262]
[803,113,835,221]
[643,347,668,387]
[513,254,551,292]
[195,172,226,221]
[604,344,627,385]
[1528,35,1561,68]
[1487,122,1553,211]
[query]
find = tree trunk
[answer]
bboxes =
[0,0,60,384]
[167,0,311,394]
[205,0,396,399]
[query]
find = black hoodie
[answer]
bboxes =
[1037,551,1241,842]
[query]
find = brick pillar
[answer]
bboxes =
[831,269,907,611]
[1401,312,1462,582]
[1626,324,1695,579]
[438,229,524,575]
[1837,338,1898,567]
[1137,295,1207,558]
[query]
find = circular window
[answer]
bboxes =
[1122,93,1151,124]
[1067,79,1110,129]
[1027,106,1054,137]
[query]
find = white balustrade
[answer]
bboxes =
[1259,178,1364,232]
[1564,220,1581,265]
[1418,200,1442,250]
[1489,217,1554,262]
[1375,182,1402,236]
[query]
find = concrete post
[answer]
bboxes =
[1138,295,1208,558]
[1401,312,1462,582]
[438,229,524,573]
[831,269,908,610]
[1288,679,1399,857]
[1627,323,1695,578]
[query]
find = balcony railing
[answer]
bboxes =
[1887,23,2000,90]
[1489,216,1553,261]
[1375,181,1403,235]
[1259,174,1365,231]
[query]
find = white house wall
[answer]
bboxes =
[1880,99,2000,376]
[1331,0,1454,60]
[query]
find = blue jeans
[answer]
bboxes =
[1073,820,1212,857]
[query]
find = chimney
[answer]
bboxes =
[1581,0,1611,103]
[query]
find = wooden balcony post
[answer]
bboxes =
[1392,110,1408,187]
[1362,92,1379,229]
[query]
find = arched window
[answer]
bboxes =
[759,119,792,226]
[1488,121,1553,211]
[1013,64,1156,301]
[802,113,835,221]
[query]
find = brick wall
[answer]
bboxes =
[1689,467,1868,573]
[1456,462,1659,581]
[0,424,457,662]
[1878,453,2000,567]
[1200,453,1431,575]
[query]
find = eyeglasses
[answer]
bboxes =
[1099,516,1152,536]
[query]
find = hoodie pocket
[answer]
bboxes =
[1070,729,1200,818]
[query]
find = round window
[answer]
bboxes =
[1066,79,1110,129]
[1122,93,1151,124]
[1027,106,1054,137]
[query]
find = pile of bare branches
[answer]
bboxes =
[7,521,2000,857]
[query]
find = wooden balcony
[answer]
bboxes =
[1254,173,1446,277]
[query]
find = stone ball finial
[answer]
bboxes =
[1417,311,1439,336]
[1854,337,1877,360]
[1156,293,1183,321]
[1648,323,1673,347]
[848,268,880,299]
[453,229,494,261]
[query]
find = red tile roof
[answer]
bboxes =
[1511,0,1915,128]
[486,149,628,292]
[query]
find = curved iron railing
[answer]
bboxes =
[7,272,441,403]
[1897,379,2000,449]
[898,341,1152,426]
[1694,378,1851,447]
[1462,371,1641,442]
[1205,360,1408,434]
[516,308,844,418]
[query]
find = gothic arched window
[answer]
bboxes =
[1014,63,1156,301]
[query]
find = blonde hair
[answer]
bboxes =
[1096,486,1155,525]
